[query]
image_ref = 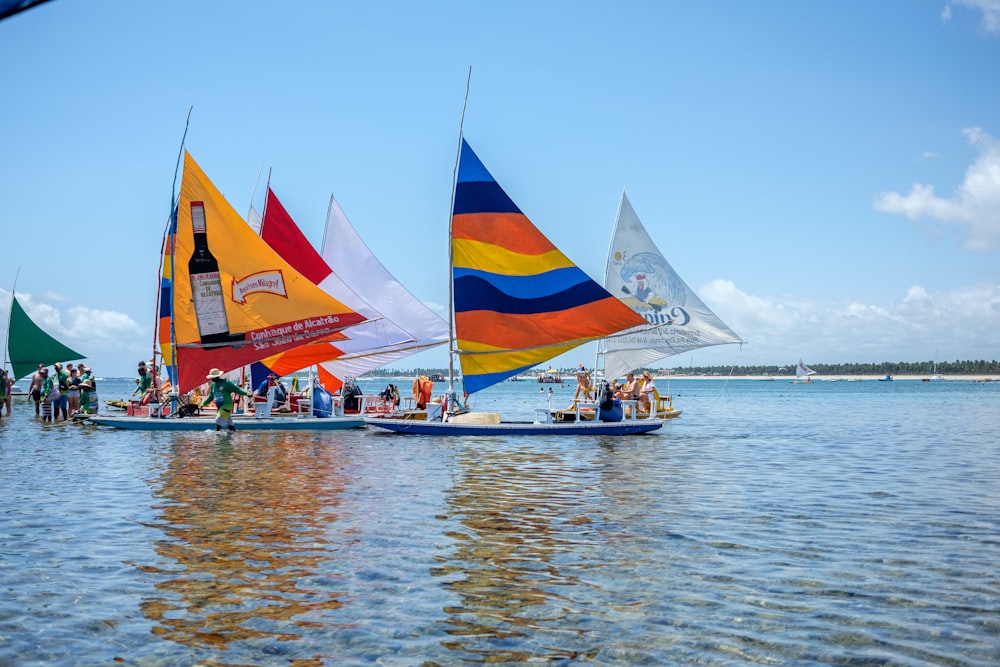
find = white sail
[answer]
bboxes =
[796,359,816,379]
[317,195,449,380]
[602,191,743,381]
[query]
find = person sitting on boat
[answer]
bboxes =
[202,368,251,431]
[341,378,363,413]
[573,364,592,402]
[598,381,624,422]
[638,370,656,412]
[256,373,288,404]
[617,372,639,401]
[413,375,434,410]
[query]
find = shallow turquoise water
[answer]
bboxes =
[1,378,998,665]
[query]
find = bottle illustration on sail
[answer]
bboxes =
[188,201,245,347]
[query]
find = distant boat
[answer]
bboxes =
[878,374,893,382]
[792,359,816,384]
[536,369,563,384]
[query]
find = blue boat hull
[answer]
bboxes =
[364,417,663,436]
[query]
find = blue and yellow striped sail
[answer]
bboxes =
[453,139,648,394]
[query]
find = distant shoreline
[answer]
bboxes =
[649,375,998,382]
[361,374,998,383]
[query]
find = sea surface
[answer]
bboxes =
[1,377,998,666]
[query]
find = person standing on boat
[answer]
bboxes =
[202,368,251,431]
[574,363,592,402]
[28,364,45,416]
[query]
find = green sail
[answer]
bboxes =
[6,295,85,381]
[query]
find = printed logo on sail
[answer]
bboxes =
[232,270,287,303]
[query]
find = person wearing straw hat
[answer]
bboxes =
[78,378,99,415]
[201,368,251,431]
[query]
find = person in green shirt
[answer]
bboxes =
[133,361,152,398]
[201,368,251,431]
[79,378,98,415]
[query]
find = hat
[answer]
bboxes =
[642,370,652,378]
[80,365,89,372]
[54,362,62,369]
[206,368,224,379]
[40,367,49,374]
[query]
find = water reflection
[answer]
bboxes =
[138,433,348,652]
[433,441,607,662]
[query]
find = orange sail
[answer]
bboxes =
[160,152,367,393]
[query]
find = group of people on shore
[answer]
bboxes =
[19,362,100,422]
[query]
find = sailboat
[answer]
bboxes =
[89,151,372,431]
[4,292,86,382]
[256,188,449,394]
[792,359,816,384]
[924,355,944,381]
[602,191,744,416]
[366,138,664,435]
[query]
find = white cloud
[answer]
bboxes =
[873,127,1000,252]
[944,0,1000,33]
[693,280,1000,365]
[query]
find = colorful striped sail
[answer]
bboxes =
[452,139,648,395]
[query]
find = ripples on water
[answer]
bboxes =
[0,379,998,665]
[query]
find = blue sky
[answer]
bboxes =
[2,0,999,379]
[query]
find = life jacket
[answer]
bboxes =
[414,378,433,408]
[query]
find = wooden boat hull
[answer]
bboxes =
[84,414,364,431]
[365,416,663,436]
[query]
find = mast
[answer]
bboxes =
[161,107,193,391]
[592,187,629,381]
[2,267,20,373]
[446,66,472,399]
